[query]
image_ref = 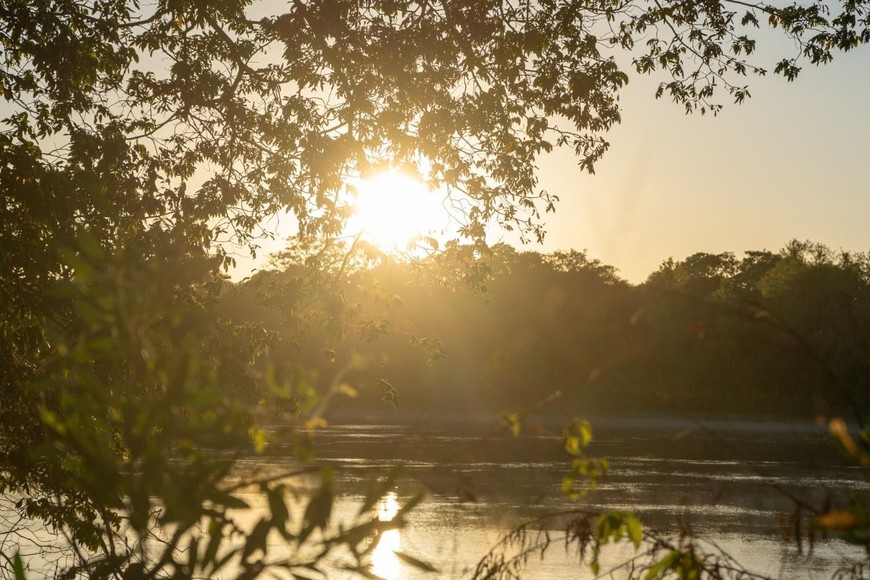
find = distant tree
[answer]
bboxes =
[726,250,782,299]
[545,249,623,285]
[635,242,870,417]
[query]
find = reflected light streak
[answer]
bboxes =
[371,492,401,580]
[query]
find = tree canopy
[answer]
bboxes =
[2,0,869,259]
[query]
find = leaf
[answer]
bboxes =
[644,551,680,580]
[12,553,25,580]
[358,466,402,516]
[564,419,593,455]
[305,416,328,430]
[290,572,323,580]
[395,551,438,573]
[211,549,239,574]
[830,418,870,466]
[249,427,267,454]
[502,412,521,437]
[38,407,67,435]
[333,518,382,551]
[579,421,592,446]
[299,472,334,543]
[267,485,290,532]
[625,514,643,548]
[340,565,380,579]
[208,490,250,511]
[241,518,271,561]
[377,378,399,410]
[202,521,223,570]
[187,536,199,572]
[121,563,145,578]
[396,493,423,518]
[815,509,860,530]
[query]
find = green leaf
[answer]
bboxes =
[12,553,25,580]
[625,514,643,548]
[38,407,67,435]
[250,426,267,453]
[644,551,680,580]
[564,419,593,455]
[502,412,521,437]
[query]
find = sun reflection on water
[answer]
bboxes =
[371,492,401,580]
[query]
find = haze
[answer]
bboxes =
[527,49,870,282]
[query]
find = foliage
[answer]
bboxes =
[561,419,609,500]
[473,507,769,580]
[2,0,868,257]
[1,233,431,578]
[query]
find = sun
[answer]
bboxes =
[347,169,446,251]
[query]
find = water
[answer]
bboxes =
[248,416,869,579]
[5,417,867,578]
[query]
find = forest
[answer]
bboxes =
[219,239,870,421]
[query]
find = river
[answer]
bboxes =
[5,416,867,578]
[244,415,869,579]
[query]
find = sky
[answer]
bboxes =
[518,47,870,283]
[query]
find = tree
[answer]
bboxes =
[2,0,868,577]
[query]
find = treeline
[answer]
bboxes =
[216,240,870,420]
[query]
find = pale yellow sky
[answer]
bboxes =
[513,49,870,283]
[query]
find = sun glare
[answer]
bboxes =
[371,492,402,580]
[348,170,445,252]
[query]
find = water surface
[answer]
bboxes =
[257,416,868,578]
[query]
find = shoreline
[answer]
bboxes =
[317,408,840,434]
